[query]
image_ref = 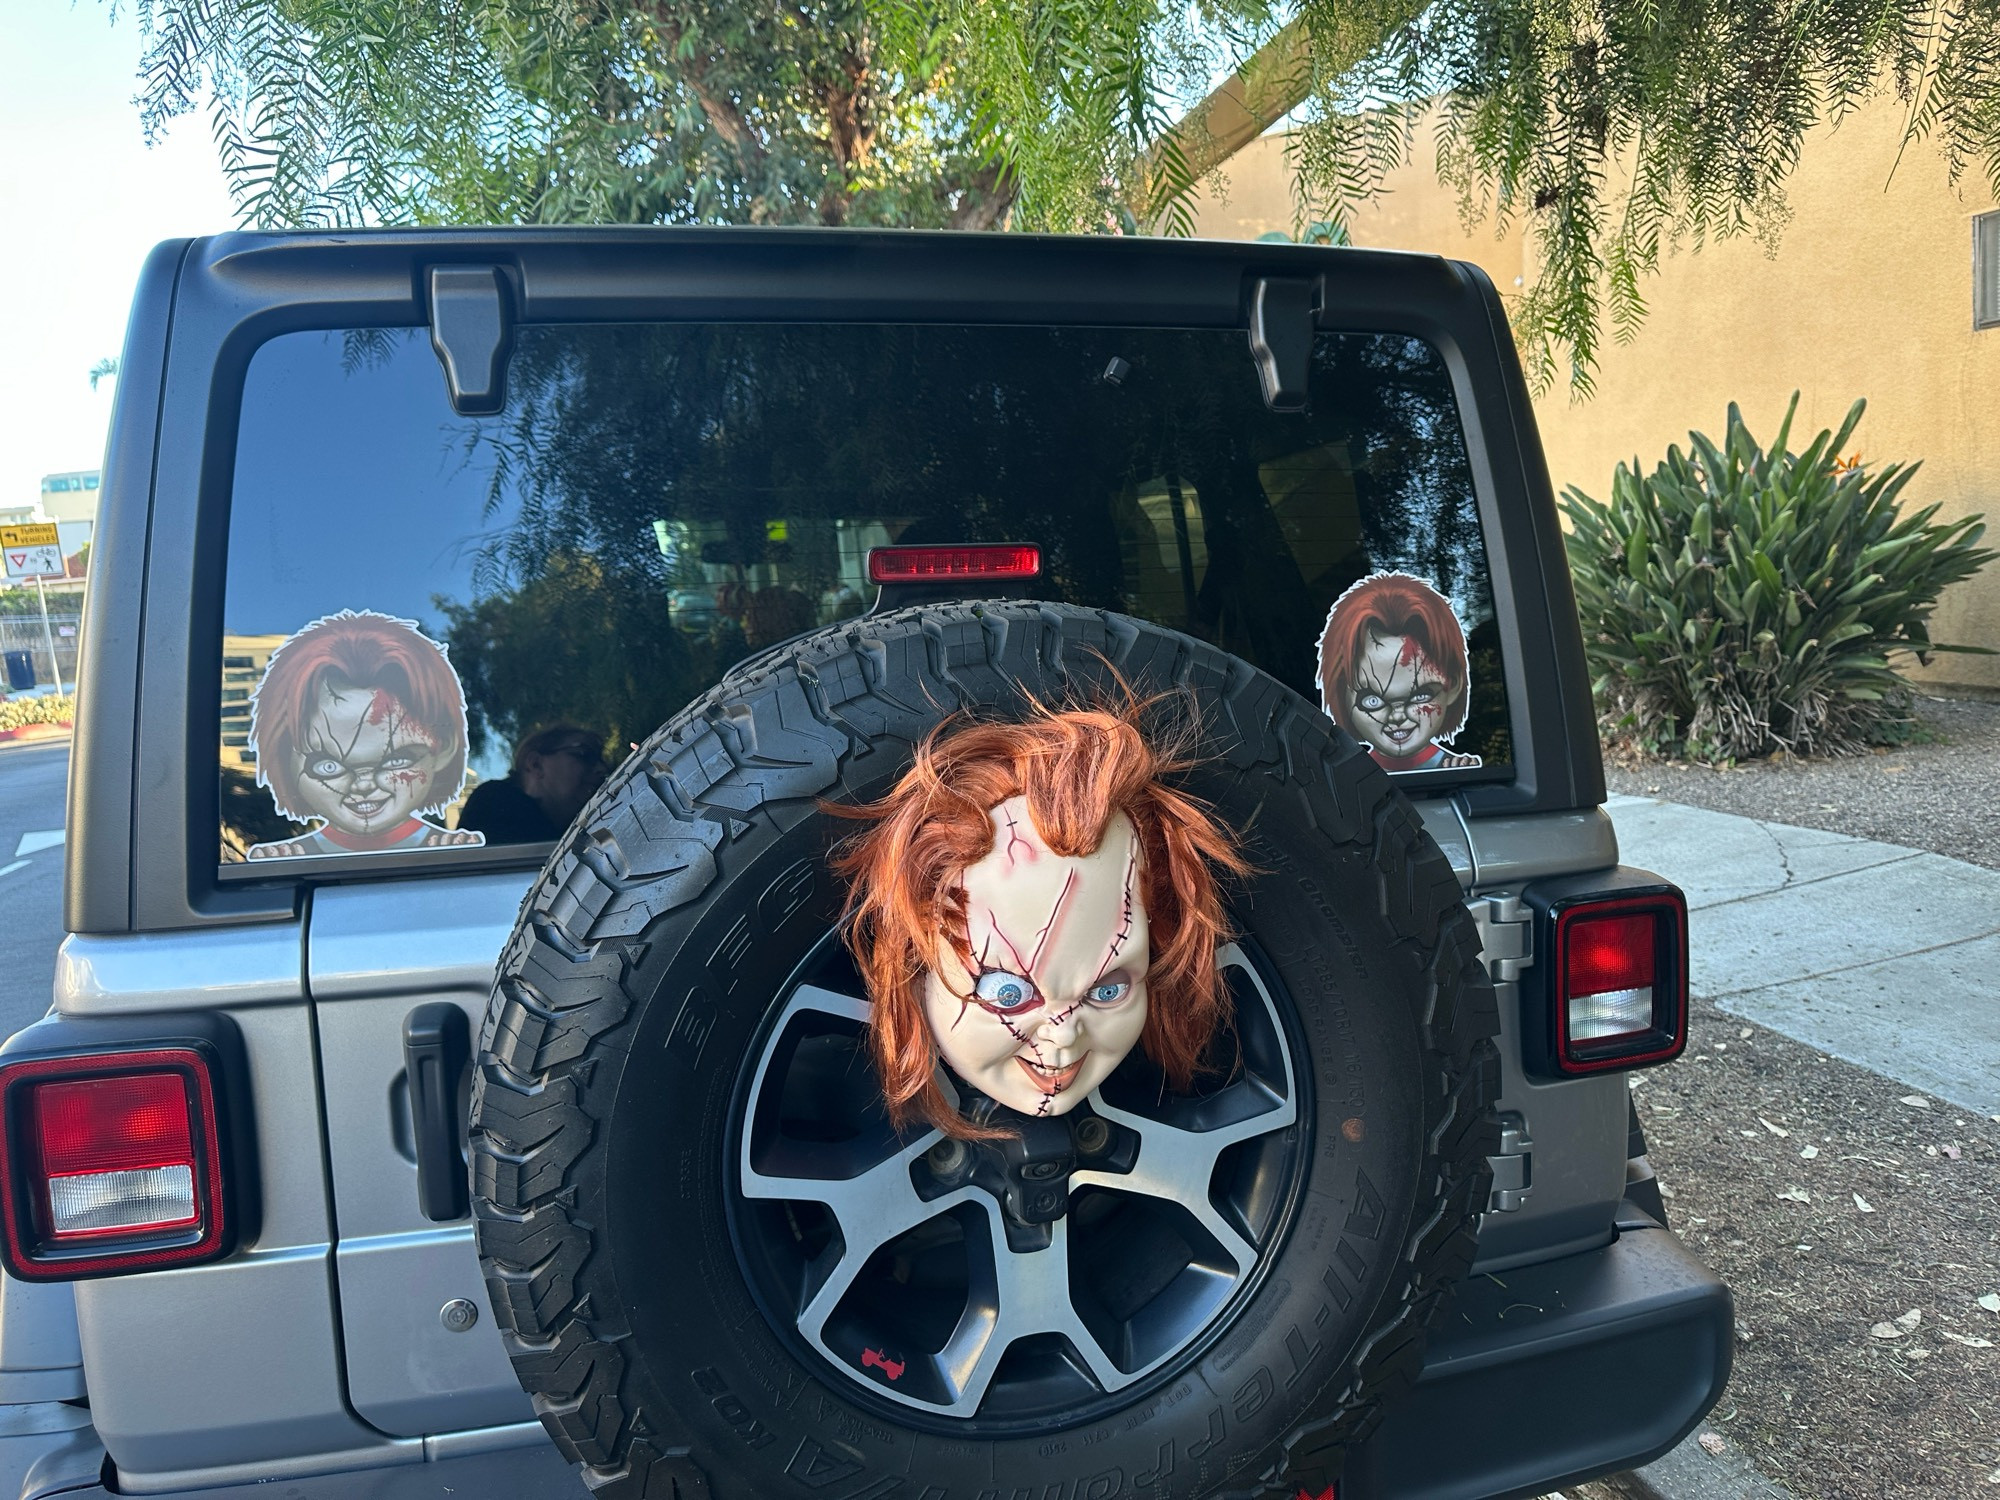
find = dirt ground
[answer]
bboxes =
[1603,696,2000,871]
[1616,997,2000,1497]
[1566,696,2000,1497]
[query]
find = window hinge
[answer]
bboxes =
[428,264,514,416]
[1247,276,1317,412]
[1486,1110,1532,1213]
[1470,891,1531,984]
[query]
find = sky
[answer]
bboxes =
[0,2,236,514]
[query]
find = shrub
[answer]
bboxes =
[0,693,76,732]
[1562,397,1994,762]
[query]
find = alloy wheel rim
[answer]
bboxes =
[728,935,1309,1429]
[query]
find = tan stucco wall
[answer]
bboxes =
[1195,106,2000,693]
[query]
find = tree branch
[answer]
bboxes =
[651,12,767,164]
[946,161,1016,230]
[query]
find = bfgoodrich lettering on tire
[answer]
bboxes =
[470,602,1498,1499]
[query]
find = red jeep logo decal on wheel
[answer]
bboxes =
[860,1347,905,1381]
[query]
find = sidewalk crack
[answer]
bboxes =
[1688,847,1924,911]
[1704,923,2000,998]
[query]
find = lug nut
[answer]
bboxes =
[1073,1117,1110,1155]
[927,1139,970,1178]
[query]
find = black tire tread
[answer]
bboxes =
[470,602,1499,1500]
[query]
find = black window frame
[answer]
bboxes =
[70,228,1603,935]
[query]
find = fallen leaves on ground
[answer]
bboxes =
[1636,996,2000,1498]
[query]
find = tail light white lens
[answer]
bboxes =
[1564,912,1656,1042]
[868,543,1042,583]
[0,1049,228,1280]
[35,1074,200,1237]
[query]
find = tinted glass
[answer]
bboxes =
[220,323,1510,866]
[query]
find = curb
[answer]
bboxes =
[1601,1434,1793,1500]
[0,724,72,746]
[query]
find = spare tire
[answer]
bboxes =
[470,602,1498,1500]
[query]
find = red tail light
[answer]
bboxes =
[0,1049,229,1280]
[867,543,1042,584]
[1550,894,1687,1074]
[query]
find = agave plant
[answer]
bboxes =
[1562,396,1994,762]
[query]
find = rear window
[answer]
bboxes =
[218,322,1512,869]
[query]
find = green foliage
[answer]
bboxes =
[0,590,80,617]
[435,552,726,758]
[1562,397,1995,762]
[126,0,1010,230]
[109,0,2000,385]
[0,695,76,732]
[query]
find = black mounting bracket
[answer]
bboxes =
[1247,275,1318,413]
[428,264,514,416]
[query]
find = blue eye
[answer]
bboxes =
[974,971,1039,1012]
[1086,977,1131,1006]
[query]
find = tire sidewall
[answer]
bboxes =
[476,605,1491,1499]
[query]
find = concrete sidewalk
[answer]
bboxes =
[1583,794,2000,1500]
[1606,792,2000,1119]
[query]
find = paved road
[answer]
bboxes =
[0,739,68,1041]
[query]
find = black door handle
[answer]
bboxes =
[402,1002,471,1221]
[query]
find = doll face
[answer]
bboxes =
[923,797,1150,1118]
[292,677,452,838]
[1346,631,1460,759]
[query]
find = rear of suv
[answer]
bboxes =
[0,228,1726,1500]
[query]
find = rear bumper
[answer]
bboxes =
[1345,1216,1733,1500]
[8,1218,1727,1500]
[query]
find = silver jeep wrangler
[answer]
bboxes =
[0,228,1727,1500]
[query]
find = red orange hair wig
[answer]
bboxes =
[250,610,469,821]
[830,703,1249,1139]
[1316,572,1471,739]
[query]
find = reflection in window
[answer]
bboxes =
[222,323,1510,866]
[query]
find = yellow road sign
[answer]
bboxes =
[1,523,63,580]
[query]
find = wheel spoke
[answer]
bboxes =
[742,984,974,1337]
[933,1211,1127,1413]
[734,944,1304,1420]
[1075,945,1296,1271]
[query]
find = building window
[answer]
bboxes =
[1978,212,2000,330]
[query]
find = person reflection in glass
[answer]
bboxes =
[1316,573,1483,772]
[245,610,486,858]
[458,725,611,844]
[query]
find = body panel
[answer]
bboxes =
[310,872,536,1435]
